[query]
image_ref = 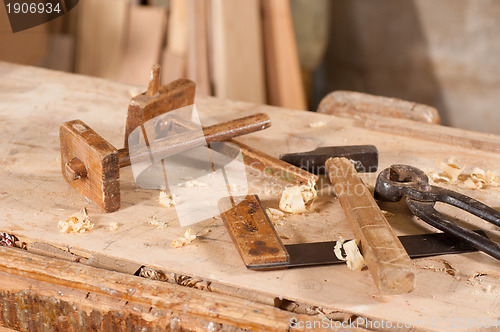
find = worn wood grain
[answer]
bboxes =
[0,246,348,332]
[364,114,500,154]
[318,91,441,124]
[326,157,415,295]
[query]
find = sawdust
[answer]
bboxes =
[171,229,196,248]
[158,191,180,208]
[149,215,168,229]
[58,208,94,234]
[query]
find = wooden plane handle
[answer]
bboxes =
[326,157,415,294]
[219,194,289,270]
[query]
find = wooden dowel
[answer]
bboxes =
[118,113,271,167]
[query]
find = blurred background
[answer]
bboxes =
[1,0,500,133]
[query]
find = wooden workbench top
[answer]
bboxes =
[0,62,499,331]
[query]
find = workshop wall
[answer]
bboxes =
[320,0,500,134]
[2,1,500,134]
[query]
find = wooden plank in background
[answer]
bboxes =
[210,0,266,104]
[161,0,188,83]
[186,0,211,95]
[0,3,49,65]
[39,34,75,72]
[261,0,306,110]
[118,5,167,85]
[75,0,129,80]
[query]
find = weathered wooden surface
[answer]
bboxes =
[327,157,415,295]
[0,246,348,331]
[0,62,499,331]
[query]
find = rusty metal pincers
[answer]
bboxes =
[375,164,500,261]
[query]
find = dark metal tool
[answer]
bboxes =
[375,164,500,261]
[219,194,483,270]
[279,145,378,174]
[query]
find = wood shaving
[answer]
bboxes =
[158,191,179,208]
[343,240,366,271]
[426,160,499,190]
[333,237,345,261]
[279,186,305,213]
[171,229,196,248]
[108,222,118,231]
[58,208,94,234]
[149,215,168,229]
[436,159,464,183]
[465,167,500,190]
[278,185,317,214]
[464,178,483,190]
[178,179,207,188]
[299,184,317,203]
[485,170,499,185]
[266,208,286,226]
[309,121,326,128]
[333,238,365,271]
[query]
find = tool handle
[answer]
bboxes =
[326,157,415,295]
[202,113,270,144]
[121,113,270,167]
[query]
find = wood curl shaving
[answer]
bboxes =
[158,191,179,208]
[171,229,196,248]
[464,168,500,190]
[266,208,286,226]
[426,159,499,190]
[149,215,168,229]
[426,159,464,184]
[279,185,317,214]
[333,238,366,271]
[309,121,327,128]
[58,208,94,234]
